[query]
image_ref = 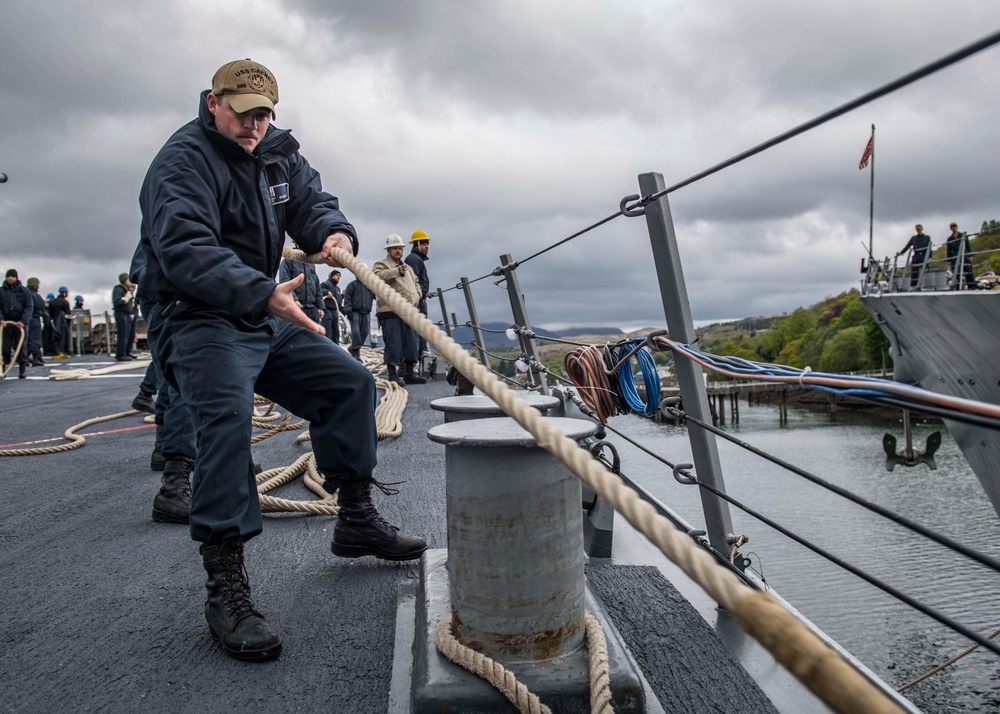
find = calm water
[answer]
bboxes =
[605,403,1000,713]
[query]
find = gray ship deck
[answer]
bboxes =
[0,356,856,713]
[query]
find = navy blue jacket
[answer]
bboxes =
[112,283,134,316]
[138,90,358,324]
[278,259,324,315]
[28,287,45,323]
[343,279,374,315]
[900,233,931,261]
[320,278,344,312]
[404,250,430,301]
[1,280,33,322]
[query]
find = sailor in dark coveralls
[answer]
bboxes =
[138,59,426,662]
[25,277,46,366]
[895,224,931,289]
[1,269,32,379]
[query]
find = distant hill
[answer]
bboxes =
[448,322,627,349]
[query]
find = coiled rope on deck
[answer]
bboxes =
[288,244,905,714]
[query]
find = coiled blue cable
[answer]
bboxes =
[617,343,660,417]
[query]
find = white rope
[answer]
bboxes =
[284,244,903,714]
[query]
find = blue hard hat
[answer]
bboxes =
[74,295,84,301]
[58,286,68,293]
[46,293,55,299]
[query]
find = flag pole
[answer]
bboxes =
[868,124,876,257]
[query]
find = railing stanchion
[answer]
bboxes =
[638,171,737,565]
[459,278,490,369]
[436,288,452,337]
[499,254,549,395]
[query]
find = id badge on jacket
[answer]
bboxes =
[269,183,289,205]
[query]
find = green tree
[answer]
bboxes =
[864,314,892,372]
[762,308,816,360]
[819,326,872,373]
[834,296,869,330]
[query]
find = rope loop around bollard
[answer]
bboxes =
[435,612,614,714]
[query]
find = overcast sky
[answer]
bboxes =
[2,1,999,331]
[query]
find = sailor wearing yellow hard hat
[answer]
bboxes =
[404,230,433,368]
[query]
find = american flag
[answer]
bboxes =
[858,134,874,170]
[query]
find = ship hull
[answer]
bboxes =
[861,290,1000,516]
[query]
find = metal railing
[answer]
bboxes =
[863,240,1000,295]
[421,28,1000,710]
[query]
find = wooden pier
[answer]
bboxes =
[647,372,894,426]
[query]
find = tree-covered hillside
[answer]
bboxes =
[696,289,891,377]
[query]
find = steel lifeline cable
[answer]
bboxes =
[286,243,906,714]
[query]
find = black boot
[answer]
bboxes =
[331,479,427,561]
[349,348,361,362]
[152,455,193,523]
[403,361,427,385]
[201,540,282,661]
[150,422,165,471]
[18,363,26,379]
[131,390,156,413]
[386,364,406,387]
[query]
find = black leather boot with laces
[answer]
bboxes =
[201,539,282,661]
[152,455,193,523]
[331,479,427,561]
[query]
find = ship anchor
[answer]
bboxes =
[882,409,941,471]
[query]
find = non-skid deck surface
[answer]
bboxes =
[0,357,783,713]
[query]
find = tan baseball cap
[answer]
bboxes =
[211,59,279,116]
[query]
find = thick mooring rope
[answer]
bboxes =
[434,612,612,714]
[287,244,904,714]
[0,321,26,379]
[0,410,140,456]
[49,358,152,380]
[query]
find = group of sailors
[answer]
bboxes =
[1,269,80,378]
[895,221,985,290]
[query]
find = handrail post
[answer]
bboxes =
[638,172,736,562]
[499,254,549,395]
[459,278,490,368]
[104,311,112,355]
[436,289,452,337]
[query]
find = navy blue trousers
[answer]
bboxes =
[379,314,418,366]
[139,359,159,396]
[25,318,42,363]
[140,300,196,461]
[349,312,370,352]
[150,305,377,545]
[115,312,132,359]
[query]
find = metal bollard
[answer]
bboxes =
[430,393,561,423]
[427,416,598,661]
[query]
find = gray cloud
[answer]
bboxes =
[2,0,999,330]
